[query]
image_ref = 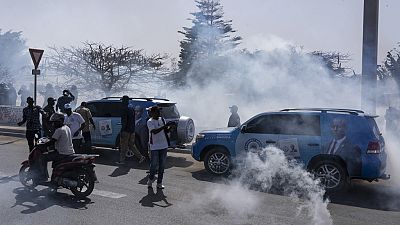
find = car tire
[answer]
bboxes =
[177,117,195,144]
[204,148,231,176]
[311,159,348,193]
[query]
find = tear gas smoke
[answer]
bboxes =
[238,147,332,225]
[167,36,361,129]
[187,146,332,225]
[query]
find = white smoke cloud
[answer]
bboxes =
[186,147,332,225]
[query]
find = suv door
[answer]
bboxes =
[86,101,122,147]
[235,114,280,155]
[276,113,321,163]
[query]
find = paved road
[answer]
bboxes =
[0,135,399,225]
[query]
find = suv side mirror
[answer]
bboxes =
[240,125,247,133]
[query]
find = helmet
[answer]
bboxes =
[49,113,65,123]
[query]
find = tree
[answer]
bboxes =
[379,49,400,84]
[0,29,29,82]
[174,0,241,86]
[49,42,167,96]
[310,51,352,77]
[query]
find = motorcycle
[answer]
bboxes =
[19,137,99,198]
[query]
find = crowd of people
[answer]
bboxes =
[16,90,175,189]
[0,83,78,107]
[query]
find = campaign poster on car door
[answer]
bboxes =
[321,115,365,177]
[99,119,113,136]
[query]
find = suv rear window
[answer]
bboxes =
[159,104,180,119]
[87,102,122,117]
[246,114,321,136]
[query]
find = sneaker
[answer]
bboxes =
[156,183,165,189]
[116,161,125,165]
[147,178,155,187]
[138,156,146,164]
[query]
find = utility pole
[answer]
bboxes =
[361,0,379,114]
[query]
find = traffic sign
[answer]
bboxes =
[28,48,44,70]
[32,69,40,75]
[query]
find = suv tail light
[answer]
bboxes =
[366,141,381,154]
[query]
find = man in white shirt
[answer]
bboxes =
[37,113,75,181]
[64,103,85,153]
[146,106,174,189]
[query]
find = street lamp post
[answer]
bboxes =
[361,0,379,114]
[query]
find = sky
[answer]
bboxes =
[0,0,399,72]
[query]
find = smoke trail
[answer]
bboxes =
[186,147,332,225]
[237,146,332,225]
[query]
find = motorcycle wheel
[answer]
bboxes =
[19,164,36,188]
[70,170,95,198]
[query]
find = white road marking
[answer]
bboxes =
[92,189,127,199]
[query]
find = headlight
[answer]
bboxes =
[196,133,205,141]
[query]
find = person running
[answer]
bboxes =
[17,97,46,151]
[147,106,174,189]
[56,90,75,113]
[75,102,96,153]
[117,95,146,165]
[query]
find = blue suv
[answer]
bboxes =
[192,108,389,192]
[86,97,195,158]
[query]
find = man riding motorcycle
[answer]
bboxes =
[37,112,75,180]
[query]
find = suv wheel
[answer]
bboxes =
[311,160,348,193]
[204,148,231,176]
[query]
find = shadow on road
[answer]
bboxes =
[96,147,194,178]
[329,180,400,211]
[139,187,172,208]
[191,169,400,212]
[0,175,19,184]
[12,187,94,214]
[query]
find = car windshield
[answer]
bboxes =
[160,104,180,119]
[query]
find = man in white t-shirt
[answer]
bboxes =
[37,113,75,181]
[64,103,85,153]
[146,106,175,189]
[147,106,173,189]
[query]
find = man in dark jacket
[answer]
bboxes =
[42,97,56,137]
[324,118,362,177]
[117,95,145,165]
[56,89,75,113]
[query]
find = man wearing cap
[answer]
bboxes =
[56,89,75,113]
[147,105,174,189]
[17,97,46,151]
[228,105,241,127]
[75,102,96,153]
[117,95,146,165]
[64,103,85,153]
[42,97,57,137]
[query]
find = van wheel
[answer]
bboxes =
[311,160,348,193]
[204,148,231,176]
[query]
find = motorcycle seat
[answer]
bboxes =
[51,154,99,168]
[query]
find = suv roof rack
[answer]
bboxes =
[280,108,365,115]
[101,97,170,101]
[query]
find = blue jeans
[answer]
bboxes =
[149,149,167,184]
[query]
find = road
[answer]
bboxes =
[0,135,399,225]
